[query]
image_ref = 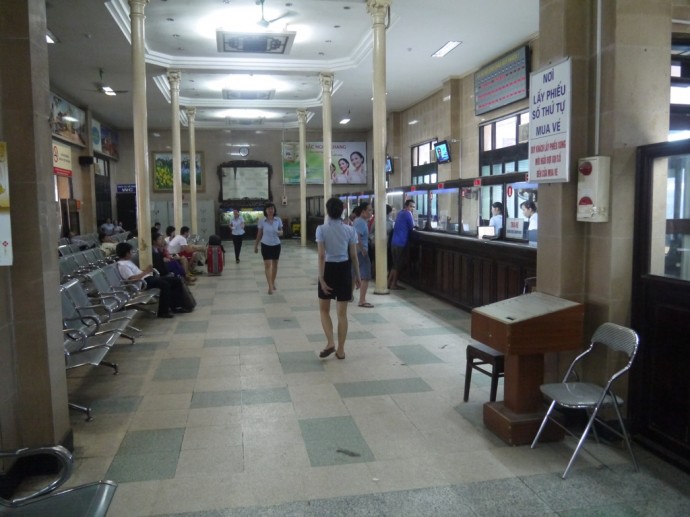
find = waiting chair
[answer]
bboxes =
[0,446,116,516]
[61,280,140,344]
[530,322,640,479]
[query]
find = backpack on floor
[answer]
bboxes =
[180,281,197,310]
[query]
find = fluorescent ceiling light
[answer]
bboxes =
[62,116,79,122]
[432,41,461,58]
[101,86,117,96]
[219,108,279,119]
[408,119,418,125]
[339,117,351,125]
[46,30,58,44]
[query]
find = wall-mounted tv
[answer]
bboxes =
[385,155,393,174]
[434,140,451,164]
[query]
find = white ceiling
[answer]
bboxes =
[45,0,539,132]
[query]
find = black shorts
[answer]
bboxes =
[261,243,281,261]
[391,245,408,270]
[318,260,352,301]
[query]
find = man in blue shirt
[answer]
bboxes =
[388,199,416,290]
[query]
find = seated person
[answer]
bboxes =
[167,226,206,272]
[115,242,189,318]
[163,225,196,277]
[98,231,117,256]
[100,217,116,236]
[151,231,195,283]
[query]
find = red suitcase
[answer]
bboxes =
[206,245,224,275]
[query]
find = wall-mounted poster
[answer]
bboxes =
[50,93,87,147]
[152,152,204,192]
[92,118,120,160]
[282,142,367,185]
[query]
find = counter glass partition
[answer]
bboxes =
[431,187,460,232]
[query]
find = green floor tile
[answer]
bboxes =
[334,378,433,398]
[278,351,324,373]
[401,326,458,337]
[242,387,291,405]
[352,313,388,324]
[267,317,300,329]
[90,395,142,414]
[117,428,185,455]
[191,390,243,408]
[204,338,242,347]
[106,451,179,482]
[299,416,375,467]
[153,357,200,381]
[346,330,376,340]
[174,321,210,334]
[388,344,444,365]
[240,337,275,346]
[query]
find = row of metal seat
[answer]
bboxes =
[60,259,159,421]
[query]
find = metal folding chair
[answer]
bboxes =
[531,322,640,478]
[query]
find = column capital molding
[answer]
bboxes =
[367,0,391,20]
[128,0,149,16]
[319,73,334,93]
[186,106,196,122]
[167,70,181,91]
[297,109,307,124]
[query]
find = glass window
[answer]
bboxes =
[478,185,504,238]
[429,187,459,232]
[495,116,517,149]
[505,181,538,243]
[649,154,690,280]
[479,111,529,177]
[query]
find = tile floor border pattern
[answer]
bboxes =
[59,240,690,516]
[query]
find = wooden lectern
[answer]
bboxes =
[471,292,584,445]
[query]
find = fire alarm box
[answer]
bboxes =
[577,156,610,223]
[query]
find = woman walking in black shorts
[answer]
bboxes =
[254,202,283,294]
[316,197,360,360]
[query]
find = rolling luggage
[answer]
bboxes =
[206,245,224,275]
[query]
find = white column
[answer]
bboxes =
[368,0,391,294]
[297,109,308,246]
[320,73,334,200]
[168,70,182,231]
[130,0,152,267]
[186,107,198,235]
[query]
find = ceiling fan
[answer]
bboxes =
[256,0,295,28]
[87,68,128,96]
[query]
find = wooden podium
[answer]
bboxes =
[471,292,584,445]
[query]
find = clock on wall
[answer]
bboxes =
[239,146,249,157]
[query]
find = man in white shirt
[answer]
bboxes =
[168,226,206,272]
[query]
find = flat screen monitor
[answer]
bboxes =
[477,226,496,239]
[434,140,451,164]
[385,155,393,174]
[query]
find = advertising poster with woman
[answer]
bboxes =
[282,142,367,185]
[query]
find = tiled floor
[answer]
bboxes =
[63,240,690,516]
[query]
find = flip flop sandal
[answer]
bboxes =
[358,302,374,308]
[319,347,336,358]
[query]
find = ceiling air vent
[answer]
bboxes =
[216,31,296,55]
[222,89,275,101]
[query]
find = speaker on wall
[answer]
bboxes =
[79,155,95,166]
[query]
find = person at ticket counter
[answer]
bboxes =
[520,200,538,246]
[489,202,504,236]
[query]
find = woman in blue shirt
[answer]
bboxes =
[316,197,360,360]
[254,202,283,294]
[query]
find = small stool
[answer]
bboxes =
[463,341,505,402]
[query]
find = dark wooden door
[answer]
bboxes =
[631,139,690,473]
[116,193,137,233]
